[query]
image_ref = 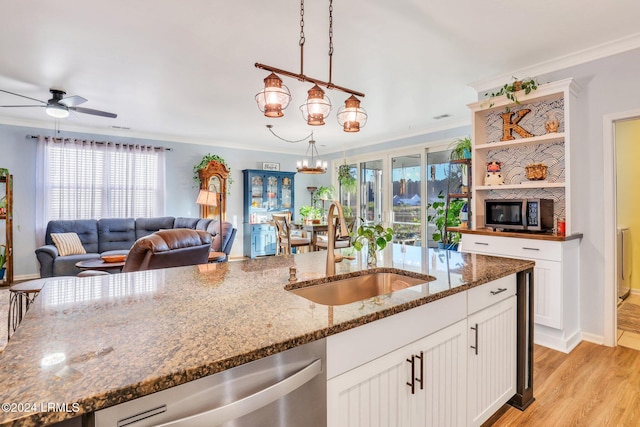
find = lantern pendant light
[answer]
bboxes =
[255,73,291,118]
[337,95,367,132]
[254,0,366,131]
[300,85,332,126]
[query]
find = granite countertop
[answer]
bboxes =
[0,245,534,426]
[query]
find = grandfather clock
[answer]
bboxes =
[198,160,229,221]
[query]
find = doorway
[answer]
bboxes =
[614,118,640,349]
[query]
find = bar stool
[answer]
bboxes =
[7,276,74,340]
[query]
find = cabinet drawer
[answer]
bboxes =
[467,274,516,315]
[461,234,561,261]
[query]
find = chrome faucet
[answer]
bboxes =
[326,200,349,276]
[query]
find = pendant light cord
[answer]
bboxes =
[266,125,312,143]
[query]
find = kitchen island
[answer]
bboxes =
[0,245,534,426]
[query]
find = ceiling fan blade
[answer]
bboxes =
[0,89,46,104]
[0,104,45,108]
[59,95,87,107]
[69,106,117,118]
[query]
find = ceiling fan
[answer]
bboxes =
[0,88,117,119]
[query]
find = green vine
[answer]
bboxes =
[485,77,539,111]
[192,153,234,189]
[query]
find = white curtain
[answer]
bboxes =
[35,136,166,245]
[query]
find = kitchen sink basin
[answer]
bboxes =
[287,272,433,306]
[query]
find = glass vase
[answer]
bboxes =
[367,241,378,267]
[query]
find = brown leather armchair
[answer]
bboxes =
[122,229,213,272]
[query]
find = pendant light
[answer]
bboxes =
[296,138,327,174]
[337,95,367,132]
[255,73,291,118]
[254,0,366,131]
[300,85,332,125]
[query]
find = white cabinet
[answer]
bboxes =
[466,276,517,427]
[327,319,467,427]
[461,233,581,353]
[468,78,580,235]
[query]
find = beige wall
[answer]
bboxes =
[616,119,640,290]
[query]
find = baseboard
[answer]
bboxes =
[534,325,582,353]
[14,273,40,282]
[631,289,640,296]
[581,332,605,346]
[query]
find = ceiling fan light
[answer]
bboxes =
[337,95,367,132]
[299,85,331,126]
[45,104,70,118]
[255,73,291,118]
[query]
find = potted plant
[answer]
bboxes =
[352,222,394,267]
[427,191,465,250]
[0,244,6,281]
[299,205,322,224]
[338,164,357,194]
[192,153,233,189]
[449,137,472,160]
[485,77,539,111]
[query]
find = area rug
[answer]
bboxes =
[618,302,640,335]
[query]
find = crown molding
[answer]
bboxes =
[469,32,640,94]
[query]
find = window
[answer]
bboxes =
[36,137,166,242]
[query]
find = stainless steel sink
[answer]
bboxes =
[287,272,433,306]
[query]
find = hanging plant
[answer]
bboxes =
[485,77,539,111]
[192,153,233,188]
[338,164,357,194]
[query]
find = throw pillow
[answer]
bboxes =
[51,232,87,256]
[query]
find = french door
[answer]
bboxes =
[334,143,451,248]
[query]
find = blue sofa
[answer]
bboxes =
[36,217,236,277]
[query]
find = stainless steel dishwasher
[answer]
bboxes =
[92,339,326,426]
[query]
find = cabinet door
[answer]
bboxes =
[533,259,562,329]
[467,295,517,427]
[407,319,467,427]
[265,174,279,210]
[327,320,467,427]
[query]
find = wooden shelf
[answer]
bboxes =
[475,132,565,151]
[475,182,565,191]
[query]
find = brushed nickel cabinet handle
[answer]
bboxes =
[474,242,489,245]
[490,288,507,295]
[522,247,540,251]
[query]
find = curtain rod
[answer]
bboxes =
[26,134,173,152]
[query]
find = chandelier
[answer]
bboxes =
[297,138,327,174]
[255,0,367,132]
[266,125,327,174]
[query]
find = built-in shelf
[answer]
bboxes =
[475,182,565,191]
[475,132,565,151]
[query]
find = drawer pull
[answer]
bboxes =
[474,242,489,246]
[490,288,507,295]
[522,247,540,251]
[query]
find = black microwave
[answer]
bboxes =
[484,199,554,232]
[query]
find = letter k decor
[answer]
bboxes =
[501,109,534,141]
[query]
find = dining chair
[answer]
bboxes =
[272,213,311,255]
[315,216,355,250]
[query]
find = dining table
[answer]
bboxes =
[292,221,328,251]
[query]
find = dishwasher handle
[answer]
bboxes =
[155,359,323,426]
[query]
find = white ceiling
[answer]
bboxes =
[1,0,639,155]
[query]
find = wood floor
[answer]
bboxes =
[492,342,640,426]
